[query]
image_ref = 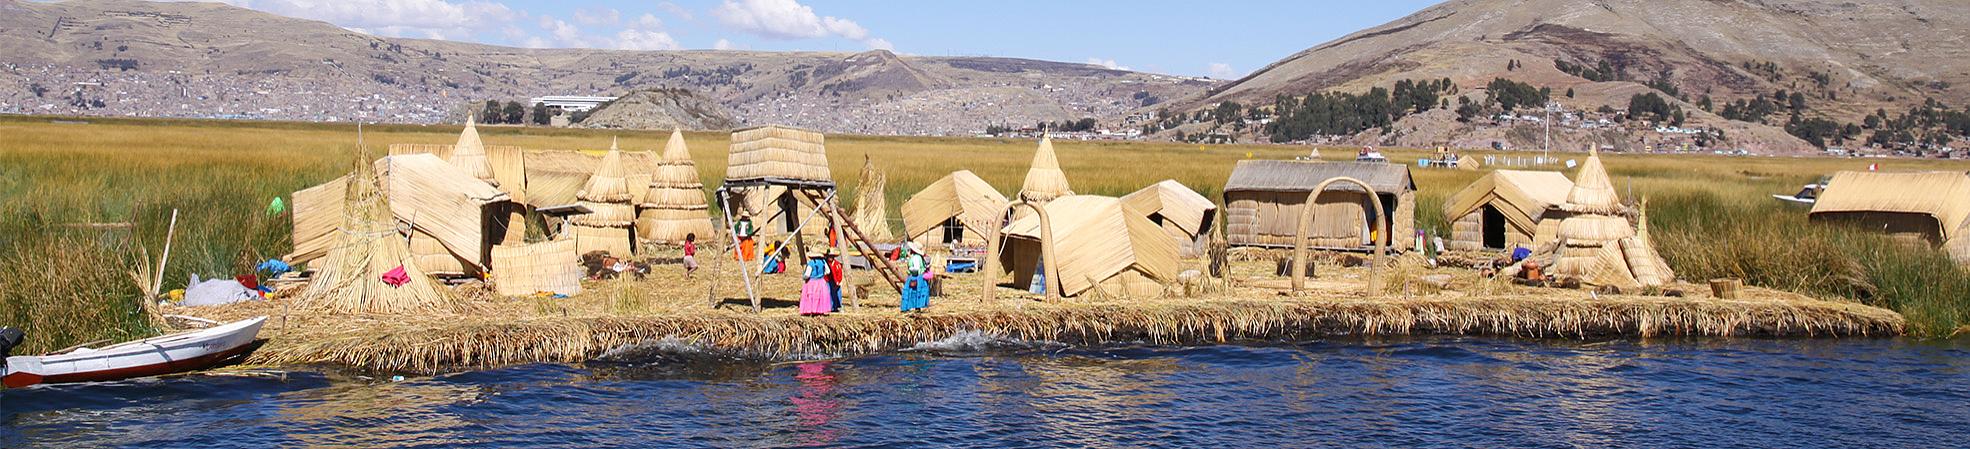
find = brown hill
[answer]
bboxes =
[0,0,1213,135]
[574,88,734,131]
[1166,0,1970,153]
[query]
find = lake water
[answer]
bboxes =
[3,335,1967,448]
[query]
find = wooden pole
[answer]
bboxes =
[980,210,1005,306]
[826,188,857,309]
[151,208,179,296]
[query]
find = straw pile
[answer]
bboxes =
[295,151,464,315]
[727,126,830,182]
[850,155,893,241]
[573,138,637,256]
[492,238,583,296]
[1018,136,1073,203]
[637,130,714,245]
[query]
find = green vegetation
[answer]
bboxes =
[1265,78,1455,142]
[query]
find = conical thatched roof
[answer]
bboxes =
[449,115,496,184]
[574,138,635,228]
[298,149,463,315]
[850,155,893,241]
[637,130,715,244]
[1561,148,1622,215]
[1019,136,1073,202]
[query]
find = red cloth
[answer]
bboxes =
[380,265,410,287]
[826,259,844,284]
[683,241,697,257]
[234,274,259,290]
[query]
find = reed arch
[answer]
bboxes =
[982,201,1061,304]
[1291,177,1386,296]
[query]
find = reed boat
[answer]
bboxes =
[3,316,267,388]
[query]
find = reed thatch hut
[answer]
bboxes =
[998,195,1178,298]
[297,153,464,315]
[723,126,835,239]
[1222,160,1415,252]
[570,139,637,256]
[1121,180,1218,258]
[1509,149,1675,289]
[1018,136,1073,203]
[1809,170,1970,262]
[636,130,714,245]
[288,154,512,275]
[1442,170,1573,251]
[903,170,1009,250]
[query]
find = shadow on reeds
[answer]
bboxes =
[1650,192,1970,337]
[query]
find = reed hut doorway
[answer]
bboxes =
[1482,205,1507,249]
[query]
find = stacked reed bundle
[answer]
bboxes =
[573,138,637,256]
[1018,135,1073,203]
[636,130,715,245]
[1519,149,1676,289]
[296,151,464,315]
[726,126,830,182]
[851,155,893,241]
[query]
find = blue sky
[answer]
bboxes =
[200,0,1441,78]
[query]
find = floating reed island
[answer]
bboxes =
[160,124,1904,375]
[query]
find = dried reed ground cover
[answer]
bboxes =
[0,115,1964,357]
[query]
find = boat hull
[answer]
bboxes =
[3,316,266,388]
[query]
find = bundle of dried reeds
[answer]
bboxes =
[296,150,465,315]
[851,155,893,241]
[637,130,714,244]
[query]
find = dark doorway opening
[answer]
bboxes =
[1482,205,1507,249]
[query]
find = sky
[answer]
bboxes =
[184,0,1442,78]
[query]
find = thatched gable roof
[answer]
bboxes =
[1223,160,1414,194]
[1810,170,1970,242]
[1018,136,1073,202]
[1442,170,1573,233]
[903,170,1009,241]
[1121,180,1217,237]
[726,125,830,183]
[1000,195,1178,297]
[289,154,510,268]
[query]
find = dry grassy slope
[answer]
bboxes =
[1169,0,1970,151]
[0,0,1212,129]
[574,88,735,131]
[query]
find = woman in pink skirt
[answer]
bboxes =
[798,253,832,316]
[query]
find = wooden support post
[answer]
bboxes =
[715,189,759,310]
[806,189,903,295]
[826,190,857,309]
[980,210,1004,306]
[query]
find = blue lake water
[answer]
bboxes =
[3,336,1967,448]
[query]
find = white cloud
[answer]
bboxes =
[187,0,518,41]
[635,13,664,30]
[572,7,620,26]
[537,16,593,47]
[1207,62,1240,79]
[616,29,681,51]
[713,38,738,50]
[1087,58,1130,71]
[711,0,889,49]
[658,1,694,21]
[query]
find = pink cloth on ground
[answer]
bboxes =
[380,265,410,287]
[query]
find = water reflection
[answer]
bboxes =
[787,361,842,446]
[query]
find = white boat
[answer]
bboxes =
[1772,183,1824,206]
[3,316,267,388]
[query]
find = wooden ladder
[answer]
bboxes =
[804,190,904,294]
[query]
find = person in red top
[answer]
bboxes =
[824,248,844,312]
[682,233,699,278]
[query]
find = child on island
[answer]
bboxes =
[682,233,699,278]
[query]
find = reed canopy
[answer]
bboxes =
[726,125,830,183]
[1809,170,1970,262]
[1221,160,1415,252]
[296,152,464,315]
[1442,170,1572,251]
[998,195,1177,298]
[1018,136,1073,203]
[903,170,1010,249]
[637,130,714,245]
[1121,180,1218,258]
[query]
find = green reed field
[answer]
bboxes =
[3,115,1966,353]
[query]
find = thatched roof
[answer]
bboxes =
[1121,180,1217,237]
[1442,170,1573,233]
[449,115,496,184]
[1560,149,1623,215]
[1810,170,1970,242]
[903,170,1009,241]
[638,130,714,244]
[1457,155,1480,170]
[1000,195,1178,297]
[289,154,510,268]
[1223,160,1414,194]
[388,142,526,203]
[573,139,635,228]
[522,147,661,208]
[1018,136,1073,202]
[726,125,830,182]
[297,152,463,315]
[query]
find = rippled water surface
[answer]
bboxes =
[4,336,1967,448]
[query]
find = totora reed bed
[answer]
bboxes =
[176,251,1902,374]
